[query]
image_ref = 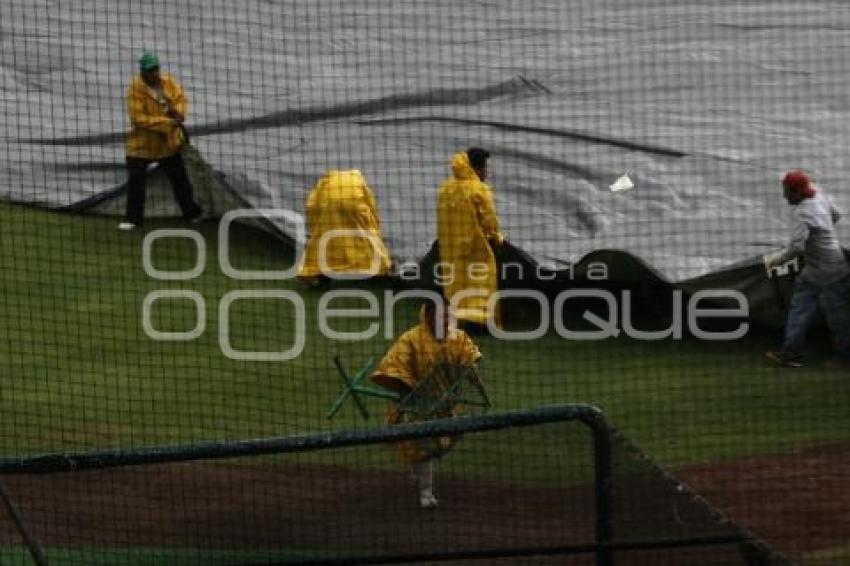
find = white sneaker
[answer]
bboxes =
[419,489,438,509]
[118,222,137,231]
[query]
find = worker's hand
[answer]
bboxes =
[488,233,506,247]
[160,99,184,123]
[167,108,185,123]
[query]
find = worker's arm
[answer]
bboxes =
[127,89,178,134]
[164,78,187,123]
[474,184,505,245]
[766,215,809,268]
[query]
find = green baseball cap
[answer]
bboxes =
[139,51,160,71]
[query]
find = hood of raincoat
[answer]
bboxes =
[297,169,391,279]
[450,151,478,181]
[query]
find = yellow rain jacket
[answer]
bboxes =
[371,307,482,465]
[298,170,391,279]
[125,73,187,160]
[437,152,505,327]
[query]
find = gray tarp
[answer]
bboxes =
[2,0,848,322]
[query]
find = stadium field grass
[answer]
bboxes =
[1,201,849,470]
[804,543,850,564]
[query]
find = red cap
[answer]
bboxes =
[782,170,816,198]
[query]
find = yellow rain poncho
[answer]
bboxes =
[298,170,392,280]
[371,307,482,465]
[125,73,187,160]
[437,152,505,327]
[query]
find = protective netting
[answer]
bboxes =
[2,0,850,564]
[0,410,781,565]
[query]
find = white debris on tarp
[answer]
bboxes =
[609,174,634,193]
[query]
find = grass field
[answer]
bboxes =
[1,201,849,471]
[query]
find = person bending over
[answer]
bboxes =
[297,169,391,285]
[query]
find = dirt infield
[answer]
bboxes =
[0,462,596,564]
[679,442,850,564]
[0,443,846,564]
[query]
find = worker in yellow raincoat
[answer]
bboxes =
[119,52,202,230]
[371,300,482,509]
[437,148,506,330]
[298,170,391,284]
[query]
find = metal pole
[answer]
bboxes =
[592,424,614,566]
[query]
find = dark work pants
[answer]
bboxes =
[125,152,202,226]
[781,274,850,361]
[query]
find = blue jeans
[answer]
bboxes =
[781,275,850,361]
